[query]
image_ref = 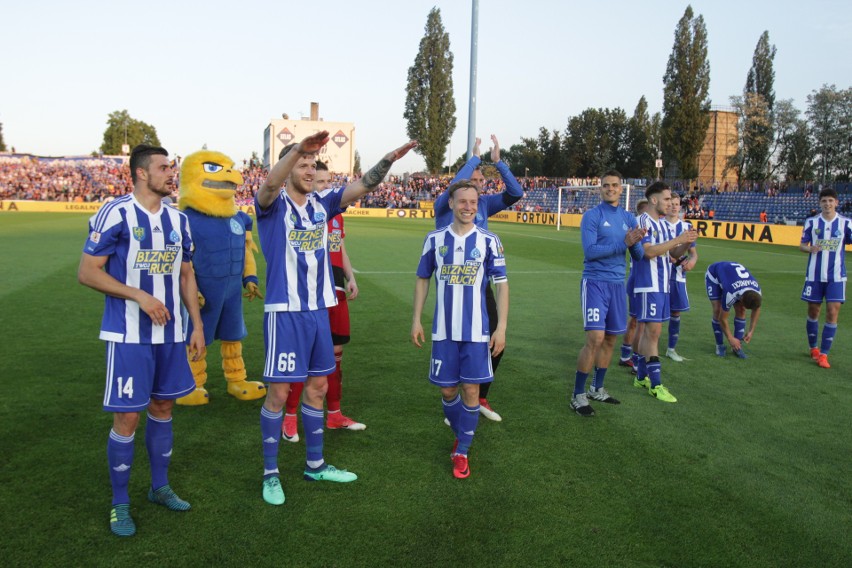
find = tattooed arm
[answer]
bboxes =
[340,141,417,208]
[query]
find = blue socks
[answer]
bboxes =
[592,367,607,390]
[260,406,283,479]
[301,402,326,471]
[145,413,172,491]
[647,356,662,388]
[620,343,632,361]
[455,402,480,456]
[573,371,589,396]
[107,429,135,506]
[807,318,819,349]
[711,319,724,346]
[636,354,647,380]
[821,323,837,354]
[442,394,462,435]
[734,318,746,341]
[668,316,681,350]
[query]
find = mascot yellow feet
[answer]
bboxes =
[176,387,210,406]
[227,380,266,401]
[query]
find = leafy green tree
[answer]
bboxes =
[0,122,6,152]
[740,31,777,181]
[806,84,852,182]
[624,97,655,178]
[353,150,362,175]
[403,8,456,174]
[771,100,813,181]
[564,108,610,177]
[99,109,160,155]
[538,127,566,177]
[502,138,542,177]
[661,5,711,180]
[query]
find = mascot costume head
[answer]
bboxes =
[175,150,265,406]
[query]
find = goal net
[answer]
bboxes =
[554,185,635,230]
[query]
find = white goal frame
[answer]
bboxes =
[555,185,633,230]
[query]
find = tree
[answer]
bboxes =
[353,150,362,175]
[807,84,852,182]
[538,127,566,177]
[403,8,456,174]
[624,97,655,178]
[0,122,6,152]
[502,138,542,177]
[99,109,160,155]
[661,5,711,180]
[739,31,777,182]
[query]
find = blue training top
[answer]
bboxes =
[581,201,644,282]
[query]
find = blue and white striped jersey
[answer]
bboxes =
[801,214,852,283]
[84,195,193,344]
[667,218,696,283]
[416,226,507,342]
[706,261,762,311]
[255,188,344,312]
[634,213,675,294]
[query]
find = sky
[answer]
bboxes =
[1,0,849,174]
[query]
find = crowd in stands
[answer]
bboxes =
[3,154,851,225]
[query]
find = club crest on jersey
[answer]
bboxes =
[438,245,449,257]
[470,247,481,259]
[229,219,244,235]
[132,227,146,241]
[169,229,180,243]
[314,212,326,223]
[622,223,629,231]
[332,219,340,228]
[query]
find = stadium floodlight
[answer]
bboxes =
[555,185,633,230]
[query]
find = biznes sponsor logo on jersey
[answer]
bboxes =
[288,226,325,252]
[816,238,841,252]
[439,262,479,285]
[328,230,342,252]
[133,245,180,274]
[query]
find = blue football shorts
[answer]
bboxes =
[801,280,846,304]
[263,311,336,382]
[102,341,195,412]
[429,340,493,387]
[581,278,627,334]
[669,279,690,312]
[636,291,671,323]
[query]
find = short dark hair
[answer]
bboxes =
[601,169,622,180]
[645,181,670,200]
[315,160,329,171]
[819,188,838,200]
[741,290,762,310]
[129,144,168,184]
[635,198,649,214]
[278,143,297,160]
[447,179,479,199]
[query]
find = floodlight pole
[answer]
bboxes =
[466,0,479,159]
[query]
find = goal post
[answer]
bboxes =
[554,185,633,230]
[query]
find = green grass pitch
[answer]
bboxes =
[0,212,849,567]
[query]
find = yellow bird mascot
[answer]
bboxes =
[176,150,266,405]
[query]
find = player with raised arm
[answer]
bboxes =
[433,135,522,421]
[412,180,509,478]
[570,170,645,417]
[632,182,697,403]
[78,144,206,537]
[665,197,698,362]
[282,161,365,442]
[255,132,416,505]
[705,261,762,357]
[800,188,852,369]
